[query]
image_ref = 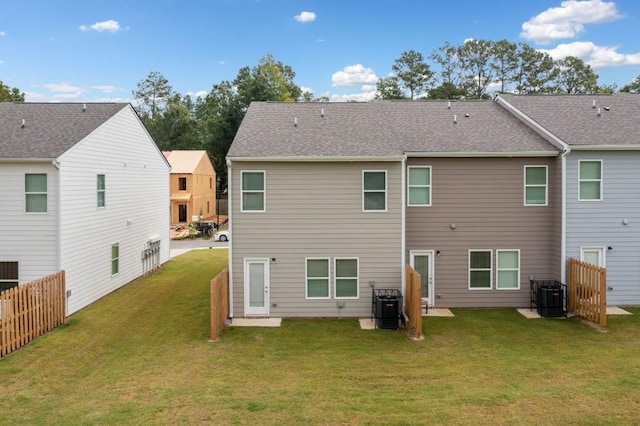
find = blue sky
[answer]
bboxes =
[1,0,639,103]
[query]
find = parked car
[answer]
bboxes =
[191,221,216,237]
[214,230,229,242]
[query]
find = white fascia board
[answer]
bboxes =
[0,158,55,163]
[227,155,405,162]
[493,95,570,154]
[404,151,560,158]
[570,145,640,151]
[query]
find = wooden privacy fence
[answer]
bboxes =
[210,268,230,341]
[1,271,66,357]
[568,258,607,327]
[404,265,424,340]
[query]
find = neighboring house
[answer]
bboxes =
[0,103,170,314]
[499,93,640,306]
[163,150,217,224]
[226,100,564,318]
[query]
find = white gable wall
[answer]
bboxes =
[57,106,170,314]
[0,162,59,282]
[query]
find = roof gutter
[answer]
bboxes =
[404,151,559,158]
[0,157,57,163]
[226,155,405,162]
[493,95,570,154]
[570,145,640,151]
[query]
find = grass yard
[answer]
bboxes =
[1,249,640,425]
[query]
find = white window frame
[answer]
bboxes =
[407,166,432,207]
[305,258,331,299]
[97,174,106,208]
[241,170,266,212]
[334,257,359,299]
[578,160,603,201]
[524,165,548,206]
[496,249,520,290]
[111,243,119,276]
[468,250,492,290]
[362,170,387,212]
[25,173,48,213]
[580,246,606,267]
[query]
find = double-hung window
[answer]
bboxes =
[306,258,330,299]
[97,174,106,208]
[469,250,492,290]
[524,166,547,206]
[241,171,265,212]
[363,171,386,211]
[408,166,431,206]
[0,261,19,291]
[335,258,359,299]
[111,244,119,276]
[579,160,602,201]
[25,173,47,213]
[496,250,520,290]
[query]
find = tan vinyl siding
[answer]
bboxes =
[231,161,403,318]
[406,157,561,308]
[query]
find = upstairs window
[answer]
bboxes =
[178,177,187,191]
[524,166,547,206]
[408,166,431,206]
[363,171,386,211]
[0,261,19,292]
[242,171,265,212]
[97,174,106,208]
[579,160,602,201]
[25,173,47,213]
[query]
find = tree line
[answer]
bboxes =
[2,40,640,188]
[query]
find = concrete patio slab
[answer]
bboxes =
[607,306,633,315]
[230,318,282,327]
[517,308,541,319]
[424,308,454,317]
[359,318,376,330]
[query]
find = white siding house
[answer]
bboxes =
[0,103,170,314]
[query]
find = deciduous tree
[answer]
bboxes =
[621,75,640,93]
[374,76,405,100]
[0,80,25,102]
[554,56,599,94]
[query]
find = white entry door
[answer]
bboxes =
[244,259,269,316]
[410,251,434,307]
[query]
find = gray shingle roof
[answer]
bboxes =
[0,103,129,159]
[227,100,560,159]
[500,93,640,146]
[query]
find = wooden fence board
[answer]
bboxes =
[0,271,66,357]
[568,258,606,327]
[404,265,424,340]
[210,268,230,341]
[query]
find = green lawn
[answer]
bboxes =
[1,249,640,425]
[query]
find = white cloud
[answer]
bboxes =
[79,20,127,33]
[540,41,640,68]
[0,31,6,36]
[294,11,316,23]
[90,85,122,93]
[521,0,622,44]
[300,86,314,94]
[24,91,48,102]
[186,90,209,99]
[43,83,84,93]
[331,64,378,87]
[330,89,376,102]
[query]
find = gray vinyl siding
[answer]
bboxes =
[58,107,170,314]
[230,161,403,318]
[566,151,640,305]
[0,162,59,283]
[406,157,562,308]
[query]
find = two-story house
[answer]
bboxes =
[163,150,217,224]
[0,103,170,314]
[226,100,564,318]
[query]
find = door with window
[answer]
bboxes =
[244,259,269,316]
[410,251,434,307]
[581,247,605,267]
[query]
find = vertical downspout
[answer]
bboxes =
[52,159,65,313]
[226,160,233,319]
[401,156,407,300]
[560,148,570,284]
